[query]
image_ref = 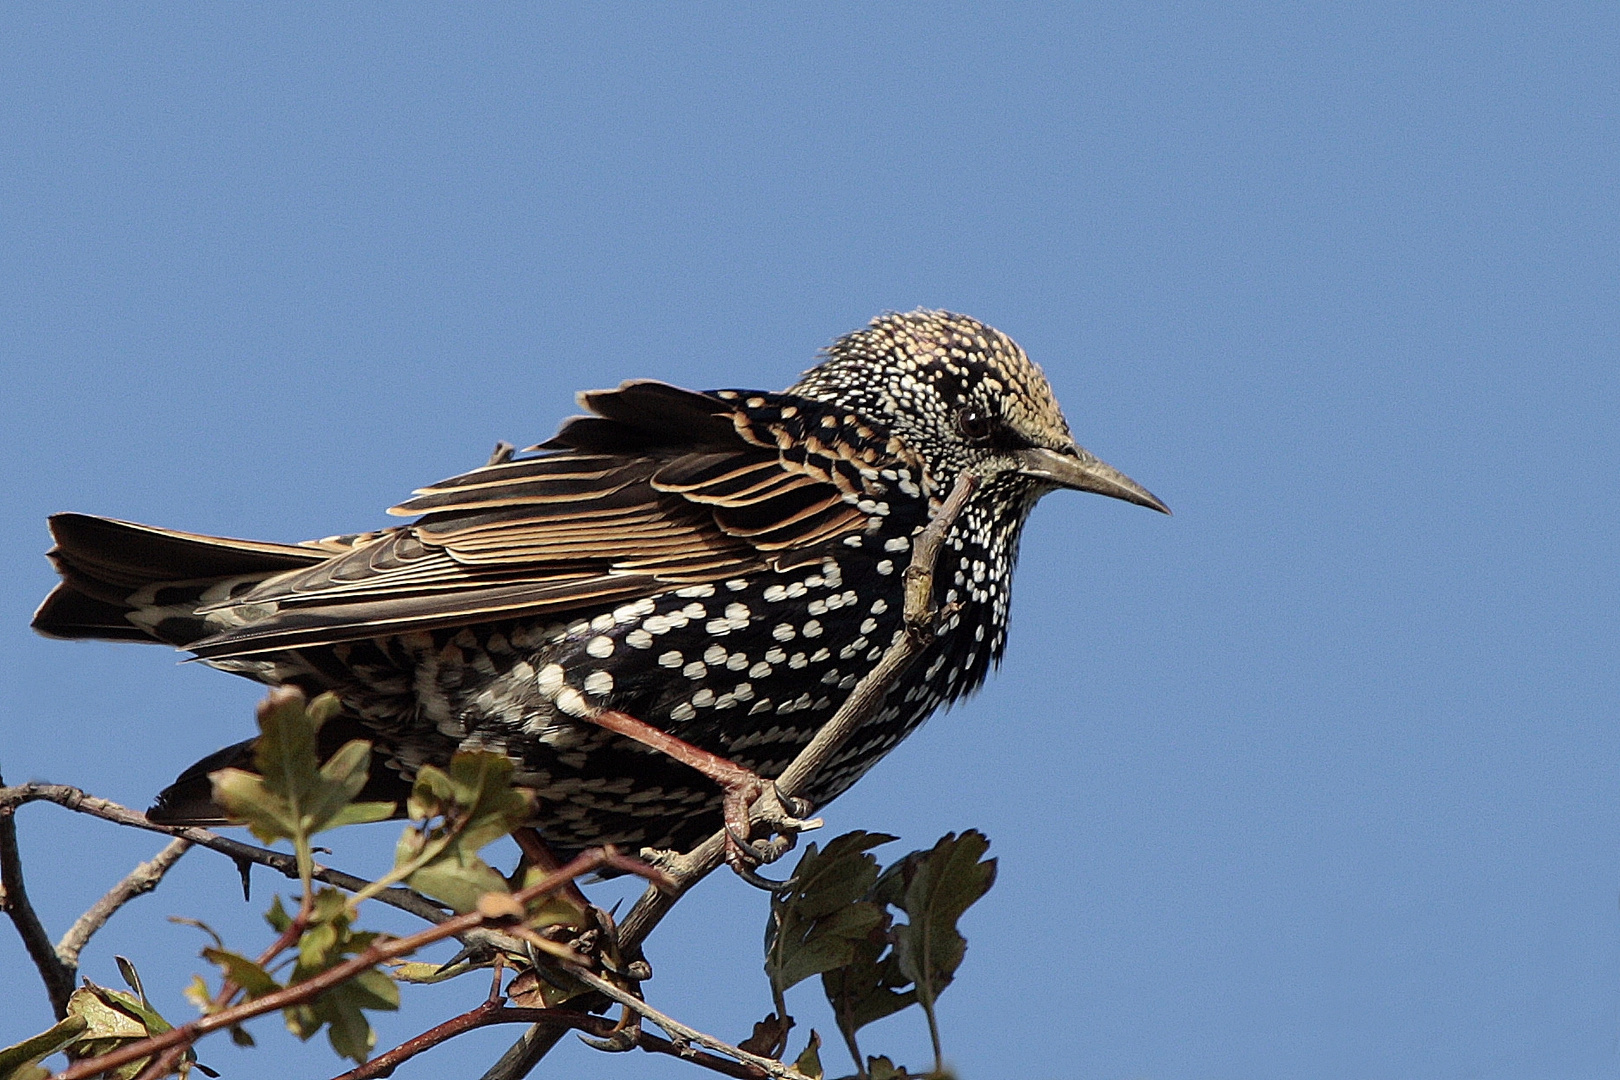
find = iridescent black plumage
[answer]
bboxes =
[34,311,1166,855]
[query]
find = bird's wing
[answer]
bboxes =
[185,381,885,658]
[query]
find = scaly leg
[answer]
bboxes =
[585,709,819,884]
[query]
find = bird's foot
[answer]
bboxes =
[586,709,820,888]
[721,779,821,889]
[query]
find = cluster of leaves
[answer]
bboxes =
[0,958,203,1080]
[3,685,1000,1080]
[193,688,560,1061]
[0,687,583,1075]
[748,829,997,1080]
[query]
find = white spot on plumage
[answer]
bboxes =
[537,664,566,696]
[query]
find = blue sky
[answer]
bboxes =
[1,4,1615,1078]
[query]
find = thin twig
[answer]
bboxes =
[0,784,449,926]
[49,848,661,1080]
[569,968,812,1080]
[332,1002,767,1080]
[57,838,191,971]
[0,771,76,1018]
[488,470,982,1078]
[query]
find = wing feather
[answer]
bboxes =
[185,384,895,658]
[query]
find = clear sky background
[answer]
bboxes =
[1,5,1615,1079]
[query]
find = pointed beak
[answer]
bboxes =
[1017,446,1171,514]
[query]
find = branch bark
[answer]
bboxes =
[0,771,76,1018]
[0,784,450,926]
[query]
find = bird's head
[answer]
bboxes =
[788,309,1169,514]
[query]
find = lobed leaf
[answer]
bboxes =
[888,831,996,1013]
[765,831,893,996]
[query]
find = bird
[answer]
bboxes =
[33,310,1167,865]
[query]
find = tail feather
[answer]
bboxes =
[33,513,330,646]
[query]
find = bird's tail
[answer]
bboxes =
[32,513,331,648]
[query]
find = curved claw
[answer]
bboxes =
[726,853,799,892]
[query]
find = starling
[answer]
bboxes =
[33,310,1167,860]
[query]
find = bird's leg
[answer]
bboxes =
[585,709,820,881]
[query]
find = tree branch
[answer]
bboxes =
[332,1002,769,1080]
[56,837,191,972]
[570,968,813,1080]
[0,784,450,926]
[49,848,662,1080]
[0,771,76,1018]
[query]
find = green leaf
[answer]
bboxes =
[210,689,392,856]
[201,948,282,999]
[405,851,512,913]
[0,1017,87,1080]
[889,831,996,1012]
[414,752,532,852]
[390,959,487,984]
[66,982,174,1080]
[264,895,293,933]
[865,1055,910,1079]
[288,972,400,1064]
[793,1030,824,1080]
[384,751,532,912]
[274,886,399,1063]
[765,831,893,995]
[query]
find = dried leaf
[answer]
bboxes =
[737,1011,792,1057]
[66,982,168,1080]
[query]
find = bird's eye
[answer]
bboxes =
[955,406,995,443]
